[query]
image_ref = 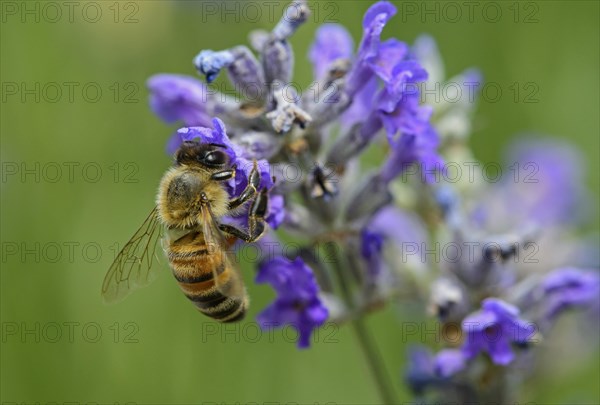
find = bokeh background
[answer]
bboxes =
[1,1,598,404]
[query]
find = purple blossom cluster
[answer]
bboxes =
[146,1,599,402]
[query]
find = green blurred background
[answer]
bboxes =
[1,1,598,404]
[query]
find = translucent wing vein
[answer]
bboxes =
[101,207,163,304]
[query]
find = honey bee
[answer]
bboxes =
[101,140,269,322]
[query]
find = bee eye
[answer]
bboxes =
[200,150,227,167]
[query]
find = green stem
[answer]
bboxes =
[351,316,398,405]
[328,243,398,405]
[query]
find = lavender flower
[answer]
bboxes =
[405,346,436,395]
[360,229,384,277]
[345,1,397,97]
[264,194,285,229]
[474,138,588,232]
[434,349,467,378]
[193,50,235,83]
[147,74,212,127]
[255,256,328,349]
[308,24,354,80]
[539,267,600,322]
[405,346,466,398]
[504,139,587,226]
[177,119,234,155]
[148,74,239,154]
[379,127,443,184]
[462,298,534,365]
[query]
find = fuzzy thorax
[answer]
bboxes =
[156,166,230,229]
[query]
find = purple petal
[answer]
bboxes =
[511,139,584,224]
[362,1,397,30]
[405,346,436,393]
[376,61,428,113]
[486,138,588,227]
[257,304,297,329]
[265,194,285,229]
[309,24,354,80]
[305,302,329,324]
[482,297,520,318]
[434,349,467,377]
[543,267,599,291]
[378,95,434,140]
[511,319,537,344]
[462,309,498,332]
[255,256,328,349]
[379,125,443,184]
[461,298,532,364]
[541,268,600,320]
[346,1,397,96]
[147,74,212,126]
[461,327,487,360]
[229,155,273,198]
[176,126,236,162]
[487,337,515,365]
[255,256,288,284]
[166,130,183,155]
[360,228,385,276]
[340,76,378,129]
[367,39,409,84]
[367,205,429,248]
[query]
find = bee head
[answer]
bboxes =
[176,141,230,169]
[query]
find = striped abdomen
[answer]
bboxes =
[167,231,247,322]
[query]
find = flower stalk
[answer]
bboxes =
[352,316,398,405]
[326,241,398,404]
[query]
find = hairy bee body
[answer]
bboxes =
[167,229,248,322]
[102,140,268,322]
[158,166,247,322]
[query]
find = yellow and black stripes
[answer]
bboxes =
[167,238,247,323]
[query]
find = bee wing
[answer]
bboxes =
[101,207,163,304]
[200,204,246,300]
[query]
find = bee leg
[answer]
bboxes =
[220,188,269,243]
[219,224,256,243]
[247,187,268,236]
[219,221,266,243]
[210,164,237,181]
[228,161,261,210]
